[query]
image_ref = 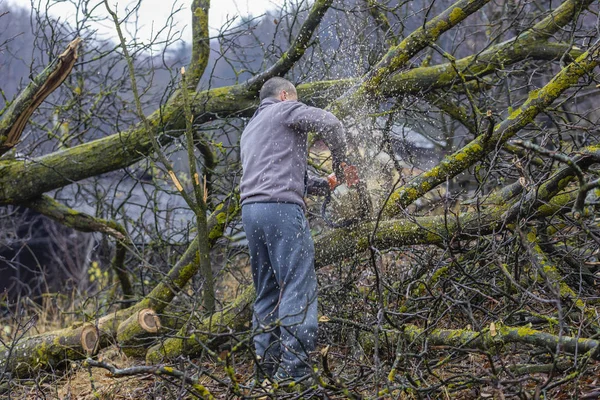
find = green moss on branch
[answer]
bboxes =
[400,323,600,357]
[383,43,600,216]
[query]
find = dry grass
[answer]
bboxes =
[57,350,145,400]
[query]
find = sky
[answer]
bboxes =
[5,0,286,44]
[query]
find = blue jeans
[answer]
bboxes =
[242,203,318,378]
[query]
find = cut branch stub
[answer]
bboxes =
[138,308,161,333]
[116,308,162,357]
[81,324,100,354]
[146,285,254,364]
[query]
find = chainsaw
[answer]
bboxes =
[321,163,372,228]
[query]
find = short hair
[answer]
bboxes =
[259,77,297,101]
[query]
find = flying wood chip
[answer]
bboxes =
[490,322,497,337]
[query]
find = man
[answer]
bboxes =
[240,77,354,382]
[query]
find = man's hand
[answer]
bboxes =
[327,173,338,191]
[327,162,360,190]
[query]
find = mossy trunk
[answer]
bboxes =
[359,323,600,359]
[116,309,162,357]
[0,81,342,206]
[0,323,98,378]
[316,182,580,268]
[146,285,255,364]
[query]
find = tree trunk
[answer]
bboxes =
[0,323,98,378]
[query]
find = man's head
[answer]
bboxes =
[259,77,298,102]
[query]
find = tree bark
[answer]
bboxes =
[116,309,162,357]
[0,323,98,378]
[383,323,600,359]
[146,285,254,364]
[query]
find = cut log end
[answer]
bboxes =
[80,324,100,354]
[138,309,161,333]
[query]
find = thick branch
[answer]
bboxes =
[320,147,600,267]
[0,323,98,378]
[24,195,134,301]
[0,38,81,156]
[383,42,600,216]
[384,42,582,96]
[146,285,254,363]
[245,0,333,93]
[400,323,600,359]
[116,308,162,357]
[316,183,578,268]
[329,0,492,117]
[384,0,595,95]
[24,195,127,241]
[0,81,348,205]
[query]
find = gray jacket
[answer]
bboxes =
[240,98,347,208]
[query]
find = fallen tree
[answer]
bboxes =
[0,323,98,378]
[0,196,238,377]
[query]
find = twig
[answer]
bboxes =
[103,0,196,209]
[513,140,592,218]
[513,140,585,186]
[84,358,215,399]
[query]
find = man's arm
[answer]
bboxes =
[288,104,348,179]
